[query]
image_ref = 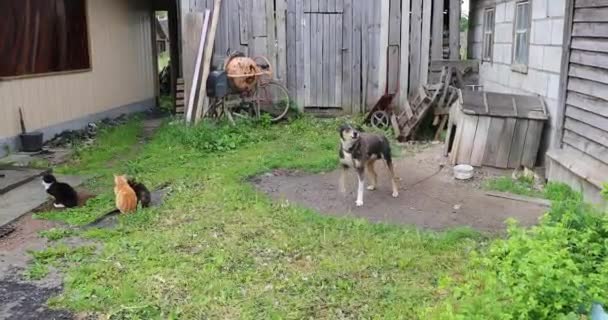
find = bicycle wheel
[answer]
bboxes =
[253,81,291,122]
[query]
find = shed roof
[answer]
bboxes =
[460,91,548,120]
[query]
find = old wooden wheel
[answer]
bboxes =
[371,111,390,129]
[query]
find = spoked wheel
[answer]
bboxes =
[206,98,224,120]
[253,81,291,122]
[371,111,390,129]
[230,101,256,119]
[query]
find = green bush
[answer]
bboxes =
[427,184,608,319]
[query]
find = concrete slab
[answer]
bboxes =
[0,175,85,227]
[0,168,49,195]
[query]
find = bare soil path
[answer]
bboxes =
[253,145,546,232]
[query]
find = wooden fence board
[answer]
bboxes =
[496,118,517,168]
[431,0,444,60]
[342,0,353,111]
[456,115,479,164]
[449,0,460,59]
[521,120,543,167]
[470,116,491,166]
[507,119,529,168]
[420,0,432,85]
[398,0,411,109]
[483,117,505,166]
[409,0,422,96]
[336,13,344,107]
[275,0,288,84]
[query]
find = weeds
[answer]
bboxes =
[39,228,74,241]
[424,185,607,319]
[39,116,482,318]
[26,245,96,280]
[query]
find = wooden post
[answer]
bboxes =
[449,0,461,59]
[194,0,222,124]
[378,0,390,96]
[275,0,288,85]
[398,0,411,108]
[554,0,575,149]
[185,11,210,123]
[409,0,422,96]
[431,0,444,60]
[420,0,432,85]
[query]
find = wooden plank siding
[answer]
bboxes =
[179,0,451,113]
[552,0,608,192]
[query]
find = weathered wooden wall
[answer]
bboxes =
[180,0,461,113]
[549,0,608,199]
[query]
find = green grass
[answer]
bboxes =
[484,176,545,198]
[32,116,486,318]
[39,228,75,241]
[25,244,96,280]
[34,118,145,226]
[485,175,578,203]
[158,52,170,70]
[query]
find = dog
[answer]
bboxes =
[338,124,399,206]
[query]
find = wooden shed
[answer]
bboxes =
[179,0,464,115]
[447,91,548,169]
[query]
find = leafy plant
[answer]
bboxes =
[426,184,608,319]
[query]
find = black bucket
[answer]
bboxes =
[19,132,43,152]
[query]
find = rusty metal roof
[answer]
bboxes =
[460,91,549,120]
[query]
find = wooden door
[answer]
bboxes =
[295,0,344,110]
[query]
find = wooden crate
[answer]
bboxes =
[445,91,548,169]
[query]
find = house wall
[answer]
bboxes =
[468,0,567,159]
[0,0,156,156]
[547,0,608,207]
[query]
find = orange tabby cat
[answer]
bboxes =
[113,174,138,214]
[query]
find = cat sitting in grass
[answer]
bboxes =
[113,174,152,213]
[42,174,78,208]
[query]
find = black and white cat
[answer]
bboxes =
[42,174,78,208]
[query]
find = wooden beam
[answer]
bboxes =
[555,0,573,150]
[194,0,222,124]
[185,11,211,123]
[275,0,288,85]
[431,0,444,60]
[378,0,391,95]
[449,0,460,59]
[485,191,551,207]
[409,0,422,96]
[420,0,432,85]
[398,0,411,108]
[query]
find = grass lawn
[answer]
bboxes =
[33,116,485,319]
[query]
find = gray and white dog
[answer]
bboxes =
[338,124,399,206]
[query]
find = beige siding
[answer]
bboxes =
[0,0,155,139]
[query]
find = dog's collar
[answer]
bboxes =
[341,139,359,153]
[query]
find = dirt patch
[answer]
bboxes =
[0,213,74,320]
[253,145,547,232]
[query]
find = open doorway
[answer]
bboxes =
[151,0,181,114]
[155,10,172,112]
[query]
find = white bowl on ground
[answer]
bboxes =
[454,164,474,180]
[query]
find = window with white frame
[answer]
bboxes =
[482,8,495,62]
[513,1,531,68]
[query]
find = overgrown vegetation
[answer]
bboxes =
[25,245,96,280]
[39,228,74,241]
[424,185,607,319]
[29,115,606,318]
[33,116,484,318]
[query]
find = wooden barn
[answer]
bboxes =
[178,0,464,115]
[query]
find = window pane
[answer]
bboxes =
[0,0,90,77]
[520,33,528,64]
